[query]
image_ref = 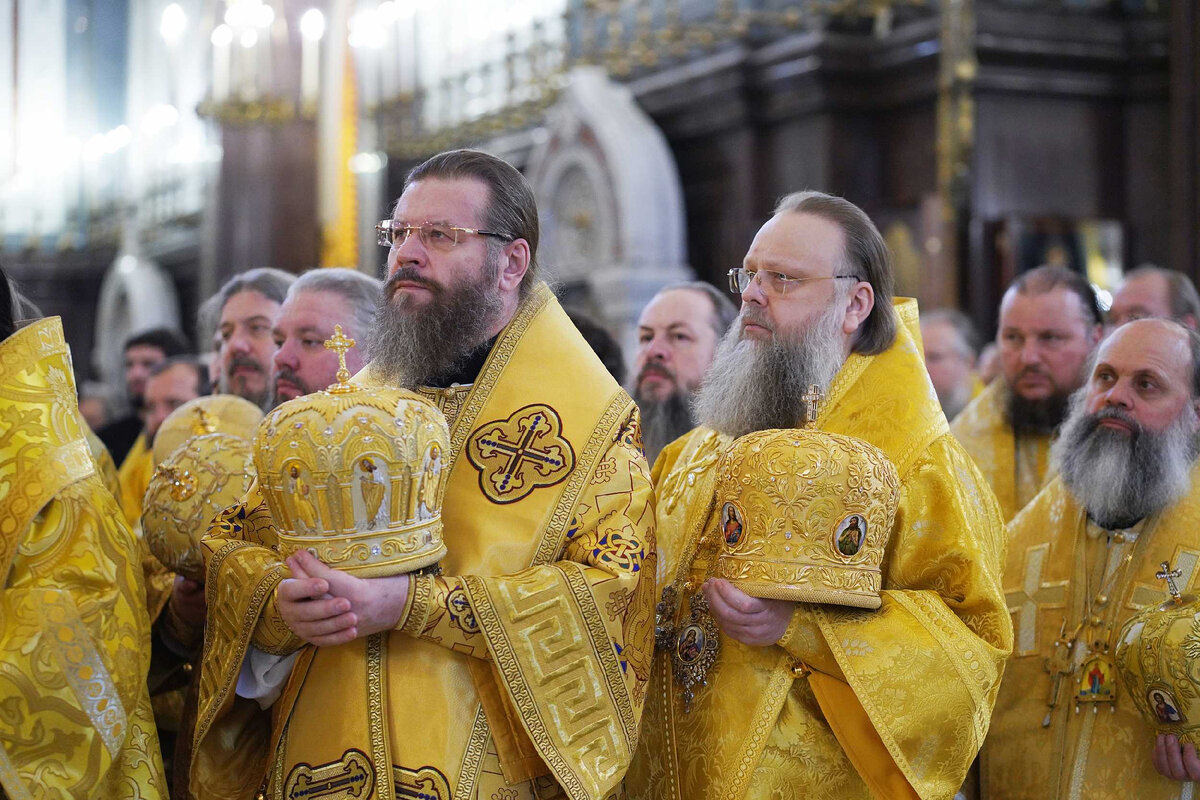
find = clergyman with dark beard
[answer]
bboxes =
[985,318,1200,798]
[192,149,656,799]
[631,281,736,463]
[952,264,1103,519]
[627,190,1010,799]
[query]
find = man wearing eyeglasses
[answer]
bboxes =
[952,265,1104,520]
[193,150,655,800]
[627,191,1010,799]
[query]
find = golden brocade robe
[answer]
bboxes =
[951,380,1053,521]
[984,468,1200,800]
[628,299,1013,800]
[192,282,657,800]
[0,317,166,799]
[119,430,153,529]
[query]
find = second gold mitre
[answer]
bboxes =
[712,428,901,610]
[1115,563,1200,744]
[253,327,451,578]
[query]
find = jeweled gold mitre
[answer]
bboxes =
[1115,562,1200,743]
[151,394,264,465]
[253,326,450,578]
[712,428,900,609]
[142,395,264,580]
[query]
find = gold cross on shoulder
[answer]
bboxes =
[324,324,356,393]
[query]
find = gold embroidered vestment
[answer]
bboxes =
[192,283,656,800]
[951,379,1053,521]
[628,300,1012,800]
[985,468,1200,800]
[0,317,166,799]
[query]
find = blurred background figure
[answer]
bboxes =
[952,265,1103,520]
[211,268,295,411]
[1107,264,1200,331]
[97,327,191,465]
[632,282,737,464]
[271,268,382,406]
[142,357,210,444]
[921,308,981,422]
[78,380,116,432]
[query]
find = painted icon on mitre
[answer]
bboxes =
[834,514,867,558]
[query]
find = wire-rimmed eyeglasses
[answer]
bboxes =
[376,220,510,251]
[727,267,861,296]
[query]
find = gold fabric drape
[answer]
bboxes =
[0,317,166,799]
[951,380,1053,520]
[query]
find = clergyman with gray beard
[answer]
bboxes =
[985,317,1200,797]
[627,190,1009,800]
[631,282,736,464]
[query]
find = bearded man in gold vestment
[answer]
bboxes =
[193,150,656,800]
[985,318,1200,799]
[627,191,1012,800]
[952,266,1103,520]
[0,271,166,798]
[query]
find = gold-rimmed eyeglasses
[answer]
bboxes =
[727,267,861,297]
[376,220,510,251]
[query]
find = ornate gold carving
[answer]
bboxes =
[466,404,575,504]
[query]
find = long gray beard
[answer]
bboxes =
[367,268,503,389]
[635,387,695,466]
[1054,395,1199,529]
[693,300,845,438]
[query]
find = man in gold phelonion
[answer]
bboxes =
[952,266,1104,520]
[626,191,1012,799]
[985,318,1200,798]
[0,268,167,798]
[192,150,656,800]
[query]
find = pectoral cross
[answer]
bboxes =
[1156,561,1184,603]
[324,324,356,393]
[801,384,823,427]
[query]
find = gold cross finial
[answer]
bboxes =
[1157,560,1184,603]
[801,384,823,427]
[324,325,356,394]
[191,405,216,435]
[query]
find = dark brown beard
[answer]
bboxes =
[367,258,503,388]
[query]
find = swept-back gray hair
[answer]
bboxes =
[288,268,382,347]
[773,191,898,355]
[199,267,296,349]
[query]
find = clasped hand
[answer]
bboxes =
[277,549,411,647]
[1153,734,1200,782]
[702,578,794,646]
